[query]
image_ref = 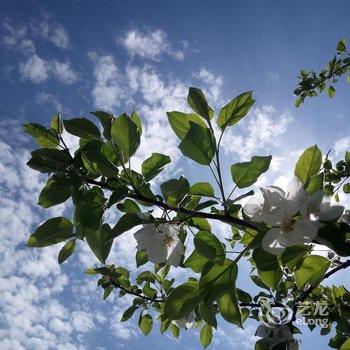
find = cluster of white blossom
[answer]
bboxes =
[244,178,344,255]
[256,324,299,349]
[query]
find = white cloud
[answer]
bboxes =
[89,53,123,111]
[36,92,63,112]
[120,28,184,61]
[334,136,350,156]
[221,105,293,160]
[33,18,69,49]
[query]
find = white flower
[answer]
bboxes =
[134,223,184,267]
[245,178,318,255]
[174,312,195,329]
[301,190,344,221]
[256,324,297,349]
[340,209,350,225]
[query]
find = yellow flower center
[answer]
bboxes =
[162,235,176,248]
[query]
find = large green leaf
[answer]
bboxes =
[189,182,215,197]
[38,175,71,208]
[63,118,101,138]
[75,188,106,231]
[27,148,71,173]
[24,123,59,148]
[179,123,216,165]
[160,176,190,206]
[111,113,140,162]
[167,111,207,140]
[194,231,225,265]
[199,259,237,302]
[252,248,282,289]
[112,212,153,238]
[280,245,311,270]
[184,249,209,273]
[231,156,272,188]
[198,301,217,328]
[141,153,171,181]
[27,217,74,247]
[85,224,114,263]
[294,145,322,184]
[200,323,213,348]
[91,111,114,139]
[294,255,330,290]
[218,291,242,327]
[187,87,211,121]
[164,281,199,320]
[217,91,255,130]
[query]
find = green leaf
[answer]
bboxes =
[103,285,114,300]
[50,114,63,134]
[199,259,237,302]
[179,123,216,165]
[294,145,322,184]
[255,339,271,350]
[194,231,225,265]
[85,224,114,264]
[187,87,211,121]
[344,183,350,194]
[58,239,76,264]
[119,199,140,213]
[200,323,213,348]
[170,324,180,338]
[81,140,118,177]
[111,113,140,162]
[139,314,153,336]
[294,255,331,290]
[27,217,74,247]
[24,123,59,148]
[199,301,217,328]
[340,338,350,350]
[188,217,211,231]
[185,250,209,273]
[112,212,152,238]
[121,305,138,322]
[306,173,324,194]
[217,91,255,130]
[167,111,207,140]
[91,111,114,139]
[63,118,100,138]
[160,176,190,206]
[280,245,311,270]
[252,248,282,289]
[136,249,148,267]
[75,188,106,231]
[218,291,242,327]
[164,281,199,320]
[337,38,347,52]
[327,85,336,97]
[231,156,272,188]
[141,153,171,181]
[130,111,142,136]
[27,148,71,173]
[189,182,215,197]
[38,175,71,208]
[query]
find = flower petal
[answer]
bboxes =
[262,228,288,255]
[288,219,319,245]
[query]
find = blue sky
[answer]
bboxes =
[0,1,350,349]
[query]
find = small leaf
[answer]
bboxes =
[327,86,336,98]
[187,87,211,121]
[217,91,255,130]
[161,176,190,206]
[294,255,330,290]
[294,145,322,184]
[112,212,152,238]
[141,153,171,181]
[139,314,153,336]
[170,323,180,338]
[337,38,347,52]
[189,182,215,197]
[130,111,142,136]
[103,285,114,300]
[218,291,242,327]
[24,123,59,148]
[200,323,213,348]
[136,249,148,267]
[63,118,100,138]
[167,111,207,140]
[50,114,63,134]
[179,123,216,165]
[58,239,76,264]
[231,156,272,188]
[27,217,74,247]
[121,305,138,322]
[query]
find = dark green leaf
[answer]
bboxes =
[194,231,225,265]
[189,182,215,197]
[218,291,242,327]
[280,245,311,270]
[58,239,76,264]
[231,156,272,188]
[27,217,74,247]
[112,212,153,238]
[63,118,100,138]
[91,111,114,139]
[185,250,209,273]
[38,175,71,208]
[179,123,216,165]
[160,176,190,206]
[142,153,171,181]
[187,87,211,121]
[121,305,138,322]
[199,301,217,328]
[27,148,71,173]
